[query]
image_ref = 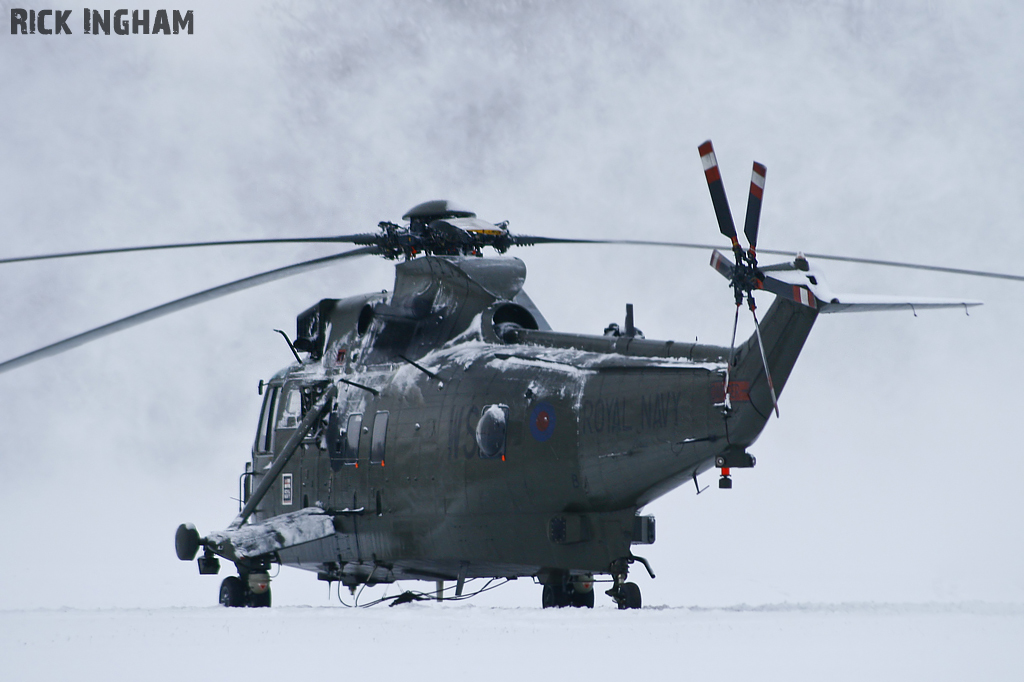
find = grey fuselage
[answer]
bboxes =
[240,256,817,586]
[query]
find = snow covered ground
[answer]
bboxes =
[4,601,1022,681]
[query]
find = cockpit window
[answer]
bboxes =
[255,387,280,454]
[276,388,302,429]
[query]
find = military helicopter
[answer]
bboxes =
[1,141,1014,610]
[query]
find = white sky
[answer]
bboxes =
[0,0,1022,611]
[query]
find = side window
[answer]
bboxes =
[370,411,389,465]
[476,404,509,460]
[327,405,344,471]
[344,414,362,465]
[276,388,302,429]
[255,387,279,454]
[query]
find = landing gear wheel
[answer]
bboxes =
[248,587,272,608]
[543,580,594,608]
[619,582,642,610]
[219,576,245,607]
[542,583,570,608]
[542,584,556,608]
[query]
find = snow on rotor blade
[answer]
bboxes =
[758,273,818,309]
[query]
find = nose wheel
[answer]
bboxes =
[606,579,642,610]
[605,557,647,609]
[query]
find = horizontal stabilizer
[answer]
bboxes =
[814,293,981,314]
[765,257,982,314]
[205,507,335,560]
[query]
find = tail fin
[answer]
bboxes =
[727,297,817,443]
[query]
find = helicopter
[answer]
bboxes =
[1,141,1012,610]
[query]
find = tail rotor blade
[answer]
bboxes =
[743,162,767,257]
[698,141,739,247]
[758,272,818,309]
[709,249,736,279]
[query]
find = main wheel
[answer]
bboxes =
[542,583,571,608]
[619,582,642,610]
[541,584,559,608]
[219,576,245,607]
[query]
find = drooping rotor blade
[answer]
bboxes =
[512,235,1024,283]
[743,162,767,256]
[0,246,381,375]
[0,234,378,266]
[698,140,740,247]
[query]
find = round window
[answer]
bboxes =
[475,405,508,459]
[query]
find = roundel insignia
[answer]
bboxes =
[529,402,556,442]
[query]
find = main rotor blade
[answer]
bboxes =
[743,162,767,255]
[511,235,1024,283]
[512,235,727,250]
[0,234,378,266]
[774,251,1024,283]
[0,246,380,375]
[698,140,740,247]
